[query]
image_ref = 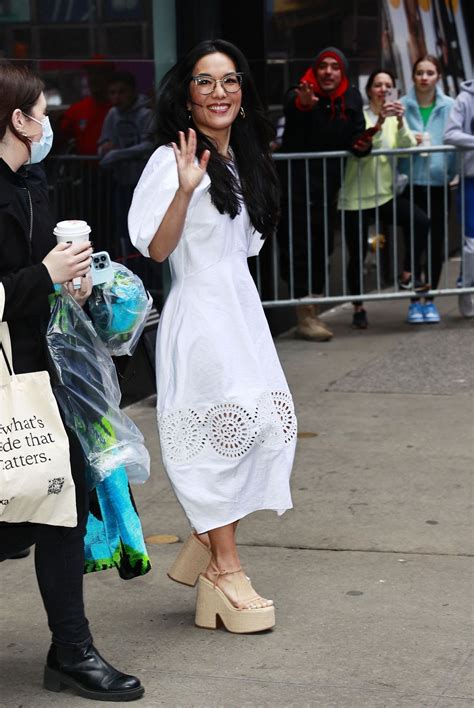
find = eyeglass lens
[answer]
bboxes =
[193,74,242,94]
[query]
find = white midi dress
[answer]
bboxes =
[128,146,296,533]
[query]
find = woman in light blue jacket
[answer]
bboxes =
[400,55,455,324]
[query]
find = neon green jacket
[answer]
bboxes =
[338,109,416,211]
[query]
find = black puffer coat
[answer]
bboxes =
[0,159,55,374]
[279,85,368,203]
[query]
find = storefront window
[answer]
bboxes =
[265,0,381,109]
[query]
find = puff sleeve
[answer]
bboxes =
[247,228,265,257]
[128,146,180,257]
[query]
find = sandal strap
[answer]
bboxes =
[211,566,242,587]
[207,566,271,608]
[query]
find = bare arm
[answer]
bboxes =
[148,129,210,263]
[149,188,192,262]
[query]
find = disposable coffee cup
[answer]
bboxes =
[53,220,91,289]
[420,132,431,157]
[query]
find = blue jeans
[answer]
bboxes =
[457,177,474,286]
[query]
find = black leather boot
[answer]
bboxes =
[44,642,144,701]
[6,547,31,559]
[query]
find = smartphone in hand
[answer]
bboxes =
[352,125,379,150]
[384,88,398,116]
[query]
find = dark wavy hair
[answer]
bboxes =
[155,39,280,238]
[365,69,397,99]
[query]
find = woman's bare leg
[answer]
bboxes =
[194,520,239,548]
[204,523,272,609]
[197,520,237,548]
[196,531,210,548]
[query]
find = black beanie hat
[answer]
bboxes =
[314,47,349,75]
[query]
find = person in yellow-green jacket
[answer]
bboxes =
[338,69,431,328]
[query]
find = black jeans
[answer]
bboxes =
[0,428,91,649]
[342,196,431,301]
[412,185,450,291]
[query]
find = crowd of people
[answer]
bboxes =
[277,48,473,337]
[50,61,156,278]
[0,40,472,704]
[36,50,474,333]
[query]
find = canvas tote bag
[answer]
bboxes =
[0,284,77,526]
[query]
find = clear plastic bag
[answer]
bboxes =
[47,291,150,486]
[87,262,153,357]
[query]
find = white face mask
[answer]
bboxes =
[22,112,54,164]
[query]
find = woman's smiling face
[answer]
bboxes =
[188,52,242,145]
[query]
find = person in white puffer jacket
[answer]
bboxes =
[444,79,474,318]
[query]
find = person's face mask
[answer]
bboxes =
[22,112,54,164]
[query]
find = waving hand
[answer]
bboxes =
[172,129,211,195]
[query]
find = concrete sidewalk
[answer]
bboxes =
[1,294,473,707]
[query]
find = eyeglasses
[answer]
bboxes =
[22,111,48,126]
[191,72,243,95]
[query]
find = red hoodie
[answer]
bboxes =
[295,63,350,119]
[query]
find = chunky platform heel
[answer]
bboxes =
[195,574,275,634]
[167,533,211,587]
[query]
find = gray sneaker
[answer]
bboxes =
[458,293,474,318]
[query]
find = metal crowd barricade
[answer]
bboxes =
[47,155,118,256]
[256,145,473,308]
[45,148,473,313]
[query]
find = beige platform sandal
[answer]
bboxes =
[167,533,212,587]
[195,568,275,634]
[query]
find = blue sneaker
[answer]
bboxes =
[407,302,424,324]
[422,301,441,323]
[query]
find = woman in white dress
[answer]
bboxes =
[128,40,296,633]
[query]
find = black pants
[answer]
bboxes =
[278,200,337,298]
[342,196,431,300]
[0,428,91,648]
[412,185,450,291]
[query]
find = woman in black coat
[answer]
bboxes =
[0,62,144,702]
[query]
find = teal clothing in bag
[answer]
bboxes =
[400,86,456,186]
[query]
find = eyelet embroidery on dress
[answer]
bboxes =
[205,403,256,458]
[159,391,296,464]
[256,391,298,448]
[159,409,207,464]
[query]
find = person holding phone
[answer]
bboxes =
[338,69,431,327]
[400,55,456,324]
[0,62,144,702]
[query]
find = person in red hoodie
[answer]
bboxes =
[58,60,115,244]
[59,61,114,155]
[278,47,371,341]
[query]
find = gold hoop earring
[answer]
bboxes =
[240,107,246,119]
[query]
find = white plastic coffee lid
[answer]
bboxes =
[53,220,91,237]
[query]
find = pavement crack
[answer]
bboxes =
[238,543,473,558]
